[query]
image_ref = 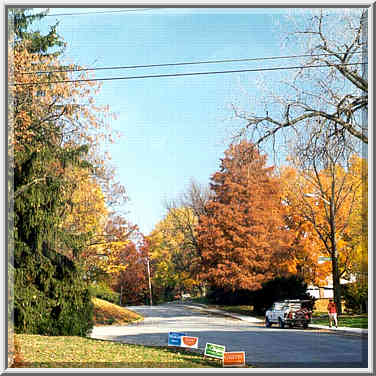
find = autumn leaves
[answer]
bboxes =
[148,139,366,303]
[197,141,291,292]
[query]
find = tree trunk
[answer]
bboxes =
[331,255,342,314]
[329,188,342,315]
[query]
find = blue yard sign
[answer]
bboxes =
[168,332,185,346]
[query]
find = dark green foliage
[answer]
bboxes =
[13,145,94,336]
[206,287,253,306]
[9,8,65,54]
[342,282,368,313]
[206,275,315,315]
[10,9,95,336]
[89,283,120,305]
[14,241,93,336]
[251,276,316,314]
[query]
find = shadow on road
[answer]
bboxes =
[93,328,368,369]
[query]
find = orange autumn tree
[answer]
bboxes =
[280,166,332,285]
[196,140,293,292]
[111,235,150,305]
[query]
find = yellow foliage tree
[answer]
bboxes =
[282,152,364,313]
[148,207,201,299]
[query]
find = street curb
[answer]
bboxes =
[181,303,262,323]
[308,324,368,335]
[181,303,367,334]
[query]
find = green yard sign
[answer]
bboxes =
[204,343,226,359]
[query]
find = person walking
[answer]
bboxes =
[327,299,338,328]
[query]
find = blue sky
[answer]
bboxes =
[28,7,358,234]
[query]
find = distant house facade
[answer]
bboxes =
[306,275,356,311]
[307,274,356,299]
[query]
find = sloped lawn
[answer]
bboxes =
[92,297,142,325]
[14,334,220,368]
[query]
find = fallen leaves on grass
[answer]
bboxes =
[15,334,219,368]
[92,298,142,326]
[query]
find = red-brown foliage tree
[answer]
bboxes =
[111,236,150,306]
[196,140,293,292]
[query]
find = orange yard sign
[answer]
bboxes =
[180,336,198,348]
[223,351,246,367]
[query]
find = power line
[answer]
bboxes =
[13,62,364,86]
[24,8,162,18]
[17,51,363,75]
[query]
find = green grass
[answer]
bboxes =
[215,305,265,321]
[14,334,222,368]
[310,315,368,328]
[12,300,226,368]
[194,303,368,329]
[188,301,265,321]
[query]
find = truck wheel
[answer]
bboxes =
[265,317,272,328]
[279,318,285,329]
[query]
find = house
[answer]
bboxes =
[306,275,356,312]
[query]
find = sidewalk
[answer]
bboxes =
[183,302,368,335]
[308,323,368,335]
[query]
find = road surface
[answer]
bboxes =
[90,303,368,368]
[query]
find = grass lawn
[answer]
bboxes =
[92,298,143,326]
[192,302,368,329]
[12,298,223,368]
[14,334,221,368]
[215,305,265,321]
[310,315,368,328]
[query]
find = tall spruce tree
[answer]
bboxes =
[10,8,93,335]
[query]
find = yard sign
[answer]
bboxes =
[223,351,246,367]
[180,336,199,349]
[204,343,226,359]
[167,332,185,346]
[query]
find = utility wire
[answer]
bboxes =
[13,62,364,86]
[17,51,363,75]
[24,8,162,17]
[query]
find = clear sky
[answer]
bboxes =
[28,7,360,235]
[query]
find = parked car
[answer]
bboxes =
[265,299,312,329]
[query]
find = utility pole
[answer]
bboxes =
[147,257,153,306]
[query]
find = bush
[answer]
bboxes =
[206,287,253,305]
[14,241,93,336]
[342,281,368,313]
[206,275,315,315]
[89,282,120,305]
[251,275,316,315]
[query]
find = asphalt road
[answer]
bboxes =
[89,303,368,368]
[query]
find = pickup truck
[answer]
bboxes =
[265,300,312,329]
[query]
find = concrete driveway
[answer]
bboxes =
[89,303,368,368]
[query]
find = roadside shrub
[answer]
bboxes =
[206,287,253,305]
[14,241,93,336]
[89,282,120,305]
[342,281,368,313]
[251,275,316,315]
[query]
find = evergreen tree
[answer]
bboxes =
[10,8,93,335]
[9,8,65,54]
